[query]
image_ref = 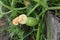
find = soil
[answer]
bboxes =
[0,16,10,40]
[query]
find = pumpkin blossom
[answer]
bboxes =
[18,14,27,24]
[13,17,19,25]
[13,14,27,25]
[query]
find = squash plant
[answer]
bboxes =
[0,0,60,40]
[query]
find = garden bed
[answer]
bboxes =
[0,0,60,40]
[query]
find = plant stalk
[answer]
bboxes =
[38,8,47,17]
[27,3,40,16]
[0,1,11,10]
[48,6,60,10]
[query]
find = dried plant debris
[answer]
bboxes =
[55,10,60,22]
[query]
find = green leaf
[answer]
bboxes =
[9,32,15,39]
[9,10,17,19]
[8,23,24,40]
